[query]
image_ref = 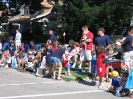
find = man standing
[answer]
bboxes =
[122,26,133,73]
[47,30,56,44]
[15,29,22,48]
[80,25,94,73]
[94,27,112,82]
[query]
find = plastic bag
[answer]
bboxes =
[12,57,17,69]
[125,69,133,89]
[40,57,46,69]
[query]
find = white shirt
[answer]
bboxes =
[0,43,2,54]
[16,32,22,40]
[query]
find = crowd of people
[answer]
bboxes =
[0,25,133,97]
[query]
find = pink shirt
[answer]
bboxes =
[69,47,79,56]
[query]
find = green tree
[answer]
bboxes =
[53,0,133,37]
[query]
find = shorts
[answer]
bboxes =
[97,66,106,77]
[16,40,21,47]
[4,57,11,64]
[64,63,73,69]
[50,57,61,65]
[104,59,110,67]
[80,50,92,61]
[123,51,133,66]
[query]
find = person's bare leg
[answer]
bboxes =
[82,61,86,71]
[53,64,56,79]
[21,61,25,69]
[57,63,62,79]
[127,65,131,73]
[48,66,52,77]
[106,66,110,82]
[88,61,91,73]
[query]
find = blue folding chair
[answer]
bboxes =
[24,44,29,52]
[35,44,41,51]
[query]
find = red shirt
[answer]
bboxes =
[96,52,106,67]
[63,55,69,66]
[81,31,94,50]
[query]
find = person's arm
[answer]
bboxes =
[105,44,112,51]
[109,52,118,57]
[105,36,112,51]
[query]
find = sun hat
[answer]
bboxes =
[109,71,119,77]
[115,42,121,46]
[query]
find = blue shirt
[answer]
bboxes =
[94,35,112,55]
[46,49,52,64]
[52,49,65,59]
[16,32,22,40]
[123,36,133,52]
[49,34,56,43]
[8,46,16,56]
[111,77,120,87]
[91,56,97,73]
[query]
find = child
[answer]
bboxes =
[96,46,108,89]
[115,72,129,97]
[8,41,16,57]
[80,31,87,50]
[107,71,120,92]
[63,51,71,76]
[0,50,11,68]
[91,50,98,85]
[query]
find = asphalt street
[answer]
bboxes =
[0,68,130,99]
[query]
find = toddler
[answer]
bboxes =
[96,46,108,89]
[107,71,120,92]
[80,31,87,50]
[63,51,71,76]
[91,50,98,85]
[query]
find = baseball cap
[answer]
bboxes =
[30,41,34,44]
[97,27,105,33]
[109,71,119,77]
[115,42,121,46]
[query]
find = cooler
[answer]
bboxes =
[108,59,124,69]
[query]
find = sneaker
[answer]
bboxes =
[88,70,91,74]
[65,72,68,75]
[115,90,121,97]
[68,73,72,76]
[78,65,82,69]
[98,84,104,89]
[82,70,85,73]
[4,65,9,68]
[33,72,36,76]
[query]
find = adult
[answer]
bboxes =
[94,27,112,82]
[15,29,22,48]
[80,25,94,73]
[66,40,75,52]
[109,41,121,59]
[29,41,35,50]
[47,30,56,44]
[122,26,133,73]
[50,41,65,80]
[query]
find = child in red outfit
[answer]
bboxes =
[96,46,108,89]
[62,51,71,76]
